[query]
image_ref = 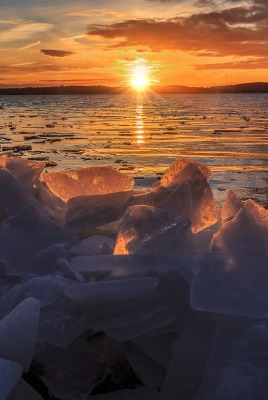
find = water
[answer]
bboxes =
[0,93,267,206]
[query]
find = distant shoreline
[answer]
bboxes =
[0,82,268,95]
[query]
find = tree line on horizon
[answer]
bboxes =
[0,82,268,95]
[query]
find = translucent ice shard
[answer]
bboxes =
[157,183,192,219]
[221,190,243,223]
[114,205,192,255]
[64,277,159,305]
[0,168,35,221]
[0,298,40,371]
[7,157,45,190]
[0,358,23,400]
[159,159,217,233]
[65,191,134,236]
[160,328,207,400]
[0,153,8,168]
[41,166,134,202]
[195,320,268,400]
[160,157,211,187]
[191,252,268,318]
[211,199,268,258]
[70,235,114,256]
[0,203,75,275]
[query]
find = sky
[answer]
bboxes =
[0,0,268,87]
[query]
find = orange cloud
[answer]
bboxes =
[40,49,75,57]
[87,2,268,60]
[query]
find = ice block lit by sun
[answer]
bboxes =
[131,65,149,90]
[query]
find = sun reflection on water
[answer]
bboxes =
[135,102,145,144]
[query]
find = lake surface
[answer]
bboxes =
[0,93,267,206]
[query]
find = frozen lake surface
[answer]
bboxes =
[0,93,267,206]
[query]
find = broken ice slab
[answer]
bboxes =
[7,379,43,400]
[71,254,197,283]
[69,235,114,256]
[0,203,75,275]
[0,358,23,400]
[65,191,134,236]
[105,302,180,341]
[195,319,268,400]
[22,275,60,306]
[157,183,192,219]
[41,166,134,202]
[35,336,125,399]
[160,157,211,188]
[0,298,40,371]
[211,199,268,258]
[221,190,243,223]
[113,205,192,255]
[0,153,8,168]
[89,388,160,400]
[126,346,166,389]
[133,333,175,370]
[158,159,217,233]
[0,284,23,320]
[159,328,207,400]
[191,252,268,318]
[7,157,45,190]
[0,168,35,221]
[64,277,159,305]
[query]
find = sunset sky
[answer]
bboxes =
[0,0,268,88]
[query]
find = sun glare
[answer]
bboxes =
[131,65,149,90]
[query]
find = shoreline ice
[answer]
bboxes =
[0,152,267,400]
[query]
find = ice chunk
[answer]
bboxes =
[157,182,192,219]
[129,186,171,207]
[160,328,207,400]
[35,336,126,399]
[160,157,211,187]
[159,160,217,232]
[114,205,192,255]
[7,379,43,400]
[41,166,134,201]
[211,199,268,258]
[89,388,160,400]
[7,157,45,190]
[70,235,114,256]
[0,203,75,275]
[0,298,40,371]
[22,275,60,306]
[0,153,8,168]
[0,284,23,319]
[71,254,197,282]
[221,190,243,223]
[191,252,268,318]
[126,346,165,388]
[64,277,159,305]
[133,334,175,370]
[65,191,134,236]
[0,358,23,400]
[195,320,268,400]
[0,168,35,220]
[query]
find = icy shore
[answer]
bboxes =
[0,153,267,400]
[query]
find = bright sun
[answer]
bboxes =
[131,65,149,90]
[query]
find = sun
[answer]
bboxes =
[131,65,149,90]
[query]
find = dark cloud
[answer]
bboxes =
[87,2,268,59]
[40,49,75,57]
